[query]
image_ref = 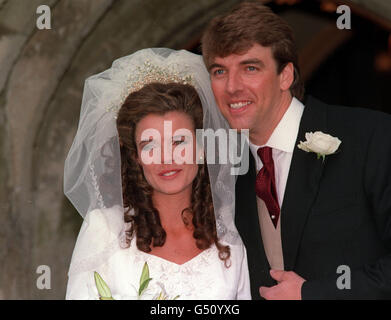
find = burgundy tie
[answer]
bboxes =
[255,147,280,228]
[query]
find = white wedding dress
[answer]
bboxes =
[66,207,251,300]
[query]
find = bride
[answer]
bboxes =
[64,48,251,300]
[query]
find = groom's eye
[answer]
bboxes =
[213,69,225,76]
[246,66,257,72]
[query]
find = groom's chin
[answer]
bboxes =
[237,128,250,134]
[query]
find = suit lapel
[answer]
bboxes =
[281,97,327,270]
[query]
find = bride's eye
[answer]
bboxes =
[142,141,158,151]
[173,136,187,146]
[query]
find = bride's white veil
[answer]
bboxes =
[64,48,242,277]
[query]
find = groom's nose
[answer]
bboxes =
[225,70,243,95]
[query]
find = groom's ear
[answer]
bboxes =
[279,62,294,92]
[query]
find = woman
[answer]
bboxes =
[64,48,250,299]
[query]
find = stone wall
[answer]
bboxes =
[0,0,240,299]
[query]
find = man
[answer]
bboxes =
[202,2,391,299]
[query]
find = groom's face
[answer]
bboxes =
[209,43,292,136]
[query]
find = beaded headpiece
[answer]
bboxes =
[106,59,195,117]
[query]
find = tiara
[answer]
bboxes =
[106,59,195,117]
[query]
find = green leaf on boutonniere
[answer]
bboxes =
[138,262,152,297]
[94,271,114,300]
[316,153,326,162]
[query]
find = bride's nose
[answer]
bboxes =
[161,140,173,164]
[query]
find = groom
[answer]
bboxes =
[202,2,391,299]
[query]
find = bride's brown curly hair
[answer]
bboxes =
[116,82,230,266]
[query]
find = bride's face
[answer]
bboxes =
[135,111,199,196]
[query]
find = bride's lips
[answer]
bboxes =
[227,101,252,114]
[158,169,182,180]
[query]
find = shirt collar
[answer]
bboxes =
[249,97,304,156]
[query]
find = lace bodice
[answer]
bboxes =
[65,208,251,300]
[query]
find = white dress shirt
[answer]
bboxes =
[248,97,304,270]
[249,97,304,207]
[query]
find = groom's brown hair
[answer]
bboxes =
[201,1,304,100]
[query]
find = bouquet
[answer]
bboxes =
[94,262,179,300]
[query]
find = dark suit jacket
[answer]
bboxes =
[235,96,391,299]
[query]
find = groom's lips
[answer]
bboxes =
[227,101,252,114]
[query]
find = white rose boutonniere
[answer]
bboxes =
[298,131,341,161]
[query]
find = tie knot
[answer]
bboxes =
[257,146,273,165]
